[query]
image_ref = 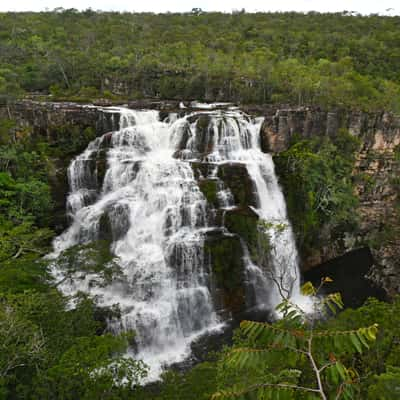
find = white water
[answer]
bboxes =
[50,106,308,381]
[51,109,223,381]
[176,109,310,310]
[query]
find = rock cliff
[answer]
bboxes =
[261,107,400,295]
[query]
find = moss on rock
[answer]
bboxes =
[273,134,359,257]
[198,179,219,207]
[190,161,214,180]
[218,163,257,208]
[224,207,259,258]
[205,231,245,311]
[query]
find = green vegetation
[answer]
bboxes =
[213,281,378,399]
[274,131,361,254]
[0,13,399,396]
[218,164,256,208]
[128,290,400,400]
[50,124,97,157]
[0,119,54,264]
[0,119,147,398]
[205,235,245,311]
[199,179,219,207]
[54,240,123,286]
[1,11,400,111]
[0,291,147,399]
[224,208,259,257]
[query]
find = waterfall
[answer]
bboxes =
[176,109,305,309]
[49,105,307,381]
[50,109,221,381]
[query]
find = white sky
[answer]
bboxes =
[0,0,398,15]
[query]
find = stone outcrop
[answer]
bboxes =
[0,101,122,232]
[0,100,120,138]
[260,107,400,295]
[260,107,400,153]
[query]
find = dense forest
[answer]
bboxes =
[1,9,400,400]
[1,10,400,110]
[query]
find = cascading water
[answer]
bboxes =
[50,109,221,381]
[49,105,307,381]
[176,109,306,309]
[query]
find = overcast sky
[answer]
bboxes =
[0,0,398,15]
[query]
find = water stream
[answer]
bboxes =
[49,105,307,381]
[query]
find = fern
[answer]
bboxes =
[213,280,379,400]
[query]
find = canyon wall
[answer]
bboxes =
[260,107,400,295]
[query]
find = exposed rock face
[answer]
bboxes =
[260,107,400,295]
[0,100,120,138]
[217,163,257,208]
[260,108,400,153]
[355,146,400,296]
[304,247,387,308]
[205,231,246,313]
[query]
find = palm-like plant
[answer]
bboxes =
[212,279,378,400]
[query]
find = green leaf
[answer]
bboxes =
[335,362,347,380]
[301,282,316,296]
[349,332,362,353]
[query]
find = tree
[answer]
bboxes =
[0,221,53,261]
[325,296,400,398]
[34,334,148,400]
[0,290,147,398]
[367,367,400,400]
[212,280,378,400]
[0,298,45,382]
[273,133,360,255]
[191,8,203,15]
[254,220,300,305]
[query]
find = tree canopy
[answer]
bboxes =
[0,11,400,111]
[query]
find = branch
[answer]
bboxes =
[12,246,23,259]
[213,382,322,399]
[318,361,337,374]
[335,382,346,400]
[307,335,327,400]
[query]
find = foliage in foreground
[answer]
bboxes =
[129,295,400,400]
[212,280,378,399]
[0,290,147,399]
[0,119,147,399]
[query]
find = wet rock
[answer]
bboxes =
[96,149,108,188]
[99,212,113,241]
[205,231,246,313]
[304,247,387,307]
[218,163,257,208]
[198,179,219,208]
[3,99,400,295]
[224,207,259,256]
[190,161,215,180]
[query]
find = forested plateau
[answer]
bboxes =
[1,10,400,110]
